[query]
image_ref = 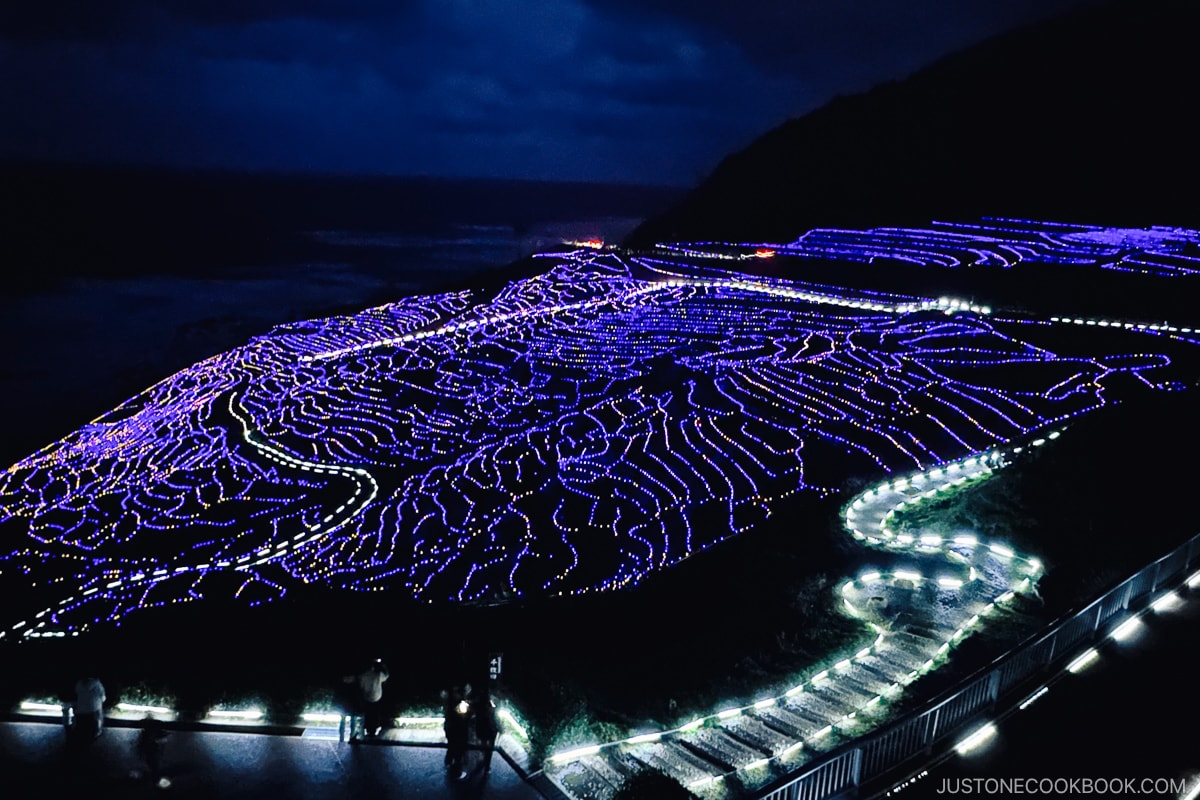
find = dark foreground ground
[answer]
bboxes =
[2,571,1196,800]
[0,720,553,800]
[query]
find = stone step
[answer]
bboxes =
[780,697,840,731]
[874,645,926,672]
[856,656,907,686]
[581,753,629,789]
[812,681,873,713]
[840,666,892,696]
[550,759,620,800]
[684,727,769,771]
[826,671,879,701]
[889,630,942,656]
[904,622,958,642]
[624,743,713,789]
[721,714,797,756]
[792,689,854,721]
[754,705,823,739]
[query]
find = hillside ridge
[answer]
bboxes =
[627,0,1200,247]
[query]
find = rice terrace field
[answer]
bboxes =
[3,217,1200,798]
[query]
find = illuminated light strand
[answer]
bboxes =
[545,438,1047,786]
[1,220,1198,794]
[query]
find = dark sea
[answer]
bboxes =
[0,163,684,468]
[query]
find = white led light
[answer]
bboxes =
[551,745,601,764]
[1067,649,1100,674]
[954,722,997,755]
[1180,773,1200,800]
[117,703,171,715]
[1111,617,1143,642]
[20,701,63,714]
[206,708,264,720]
[1151,592,1183,613]
[1019,686,1049,710]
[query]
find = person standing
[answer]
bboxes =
[72,675,106,741]
[442,684,472,779]
[344,659,389,740]
[135,715,170,788]
[473,693,499,775]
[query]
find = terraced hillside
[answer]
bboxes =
[1,218,1198,797]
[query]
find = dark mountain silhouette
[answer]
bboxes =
[627,0,1199,247]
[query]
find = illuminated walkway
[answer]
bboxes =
[869,579,1200,800]
[541,443,1045,799]
[0,718,550,800]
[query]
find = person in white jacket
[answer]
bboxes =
[73,676,106,740]
[343,659,389,740]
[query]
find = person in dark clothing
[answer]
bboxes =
[136,715,170,788]
[473,693,500,774]
[441,684,471,779]
[336,674,360,743]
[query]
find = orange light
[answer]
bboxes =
[754,248,776,259]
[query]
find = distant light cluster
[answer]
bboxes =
[658,216,1200,277]
[2,219,1198,638]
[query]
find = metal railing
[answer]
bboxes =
[756,531,1200,800]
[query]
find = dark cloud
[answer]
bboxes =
[0,1,415,42]
[1,0,1112,184]
[167,0,413,25]
[0,1,157,44]
[581,0,1102,88]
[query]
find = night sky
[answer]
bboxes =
[2,0,1106,186]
